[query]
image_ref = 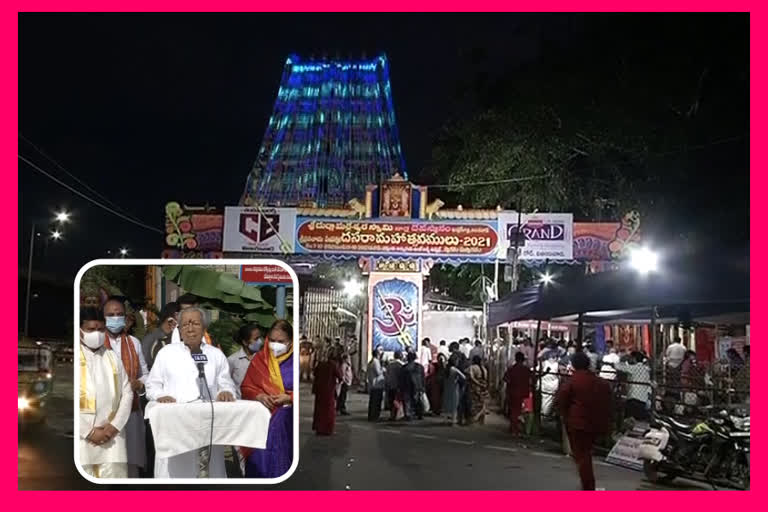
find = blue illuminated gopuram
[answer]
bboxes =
[241,54,408,208]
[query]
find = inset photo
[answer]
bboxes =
[74,260,299,484]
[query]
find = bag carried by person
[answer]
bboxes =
[420,392,431,413]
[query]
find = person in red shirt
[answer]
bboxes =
[503,351,531,436]
[556,352,613,490]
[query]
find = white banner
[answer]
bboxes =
[498,212,573,261]
[222,207,296,254]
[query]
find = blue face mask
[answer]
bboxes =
[105,316,126,334]
[248,337,264,354]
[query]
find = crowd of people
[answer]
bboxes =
[78,293,295,480]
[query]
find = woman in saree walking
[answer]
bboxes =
[312,346,343,435]
[467,355,490,425]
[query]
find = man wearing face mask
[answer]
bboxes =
[228,323,265,391]
[78,307,133,478]
[145,307,237,478]
[103,297,149,477]
[240,319,295,478]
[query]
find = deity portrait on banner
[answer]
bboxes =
[370,277,420,353]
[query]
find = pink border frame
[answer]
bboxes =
[6,2,757,501]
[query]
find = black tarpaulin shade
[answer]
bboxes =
[488,252,749,326]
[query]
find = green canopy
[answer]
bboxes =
[162,265,277,326]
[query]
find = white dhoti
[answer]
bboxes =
[154,446,227,478]
[78,347,133,480]
[83,463,128,478]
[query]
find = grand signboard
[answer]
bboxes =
[498,212,573,261]
[294,218,500,262]
[223,207,296,254]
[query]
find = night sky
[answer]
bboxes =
[19,13,748,284]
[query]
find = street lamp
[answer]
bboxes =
[343,278,362,298]
[24,210,70,338]
[119,247,129,258]
[539,272,554,285]
[630,247,659,274]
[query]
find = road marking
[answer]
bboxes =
[379,428,402,434]
[447,439,475,445]
[484,445,518,452]
[411,434,438,440]
[531,451,561,459]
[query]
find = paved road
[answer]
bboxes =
[276,385,711,490]
[19,369,710,490]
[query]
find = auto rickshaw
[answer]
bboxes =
[18,341,55,429]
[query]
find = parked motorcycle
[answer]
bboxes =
[638,408,749,489]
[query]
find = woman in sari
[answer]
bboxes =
[240,319,294,478]
[312,346,342,435]
[442,357,465,425]
[467,355,490,425]
[428,353,447,416]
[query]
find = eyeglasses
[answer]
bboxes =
[181,321,202,329]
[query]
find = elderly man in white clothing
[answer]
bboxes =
[103,297,149,477]
[78,307,133,478]
[145,306,237,478]
[170,293,213,345]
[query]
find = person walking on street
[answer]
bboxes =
[312,347,343,435]
[419,338,433,372]
[385,351,404,420]
[467,355,489,425]
[460,338,473,359]
[442,358,466,425]
[299,335,313,382]
[449,341,472,425]
[469,339,484,362]
[504,351,532,436]
[556,352,613,490]
[367,346,386,421]
[336,353,353,415]
[428,353,447,416]
[437,339,450,359]
[400,351,426,420]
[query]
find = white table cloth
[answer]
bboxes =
[145,400,271,459]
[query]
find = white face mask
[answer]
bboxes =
[269,342,289,357]
[81,329,105,350]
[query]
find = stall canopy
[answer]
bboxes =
[162,265,277,325]
[488,250,749,326]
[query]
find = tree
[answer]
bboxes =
[425,15,748,248]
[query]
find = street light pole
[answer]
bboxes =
[23,211,70,339]
[23,222,36,339]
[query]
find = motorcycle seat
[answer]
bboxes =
[661,416,695,431]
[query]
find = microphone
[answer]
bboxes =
[191,351,210,402]
[190,347,214,477]
[191,352,208,377]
